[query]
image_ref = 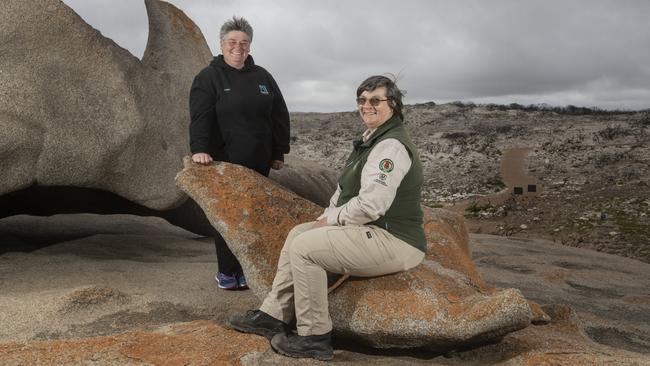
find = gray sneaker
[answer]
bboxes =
[215,272,238,290]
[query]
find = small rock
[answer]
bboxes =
[520,224,528,229]
[609,231,618,236]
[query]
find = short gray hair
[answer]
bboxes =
[220,16,253,42]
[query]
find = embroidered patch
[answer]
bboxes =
[378,173,387,180]
[379,159,394,173]
[259,85,269,94]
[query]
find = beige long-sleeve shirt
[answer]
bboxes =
[318,129,412,226]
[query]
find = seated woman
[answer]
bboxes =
[229,75,426,361]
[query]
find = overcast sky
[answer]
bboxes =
[62,0,650,112]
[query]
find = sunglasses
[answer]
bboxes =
[356,97,389,107]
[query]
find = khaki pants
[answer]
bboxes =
[259,221,424,336]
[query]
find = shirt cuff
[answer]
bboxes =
[326,207,343,226]
[271,152,284,161]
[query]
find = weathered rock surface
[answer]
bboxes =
[0,314,648,366]
[175,158,534,350]
[269,154,339,208]
[0,218,251,344]
[1,215,648,364]
[0,0,339,235]
[0,0,211,211]
[473,233,650,354]
[0,213,201,253]
[2,311,648,366]
[177,158,323,300]
[0,321,268,366]
[420,209,561,326]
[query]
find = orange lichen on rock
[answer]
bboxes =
[157,0,204,43]
[423,206,471,257]
[527,300,551,324]
[176,159,321,299]
[336,275,443,326]
[423,207,492,293]
[0,321,267,366]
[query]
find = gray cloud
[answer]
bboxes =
[63,0,650,111]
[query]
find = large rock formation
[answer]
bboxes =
[0,0,211,211]
[269,154,339,208]
[0,0,339,240]
[176,158,535,350]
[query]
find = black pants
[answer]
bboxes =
[215,231,241,275]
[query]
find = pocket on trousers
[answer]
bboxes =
[324,228,383,272]
[357,228,396,266]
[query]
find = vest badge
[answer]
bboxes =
[379,158,394,173]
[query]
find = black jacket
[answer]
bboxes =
[189,55,290,176]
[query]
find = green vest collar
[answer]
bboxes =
[359,115,402,149]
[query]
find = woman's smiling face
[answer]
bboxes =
[220,31,250,69]
[357,87,393,130]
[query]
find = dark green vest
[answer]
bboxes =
[336,116,426,252]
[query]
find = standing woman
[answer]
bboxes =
[189,16,290,290]
[229,75,426,361]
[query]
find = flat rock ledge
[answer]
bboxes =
[1,307,646,365]
[0,321,267,366]
[175,158,534,350]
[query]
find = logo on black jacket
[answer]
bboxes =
[259,85,269,94]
